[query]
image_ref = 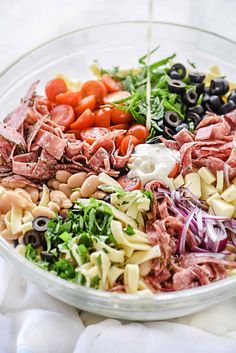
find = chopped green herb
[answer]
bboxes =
[124,224,135,236]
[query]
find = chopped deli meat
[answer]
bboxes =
[0,123,26,148]
[1,174,40,188]
[4,103,29,130]
[34,130,66,160]
[23,80,39,103]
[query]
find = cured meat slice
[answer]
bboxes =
[196,115,222,130]
[173,129,194,146]
[65,141,83,159]
[0,123,26,148]
[1,174,40,188]
[3,103,29,130]
[205,157,225,174]
[160,137,179,150]
[195,118,231,141]
[23,80,39,102]
[88,147,109,170]
[35,130,66,160]
[226,147,236,168]
[180,142,194,176]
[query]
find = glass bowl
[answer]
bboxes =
[0,21,236,321]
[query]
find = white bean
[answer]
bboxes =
[50,190,67,206]
[61,199,72,209]
[48,201,60,213]
[70,190,82,203]
[25,186,39,204]
[55,170,72,183]
[59,209,69,218]
[59,183,72,198]
[91,191,106,200]
[51,180,61,190]
[67,172,87,189]
[32,206,55,219]
[47,178,55,188]
[80,175,100,197]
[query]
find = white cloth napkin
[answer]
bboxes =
[1,256,236,353]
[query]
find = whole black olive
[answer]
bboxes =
[188,71,205,83]
[218,100,236,115]
[23,230,42,249]
[168,70,181,80]
[164,111,181,128]
[41,251,54,263]
[169,63,186,80]
[186,112,202,127]
[195,82,205,94]
[163,126,175,140]
[210,78,229,95]
[168,79,186,94]
[187,105,204,116]
[32,216,49,232]
[175,123,189,133]
[209,95,223,112]
[228,90,236,104]
[182,89,198,107]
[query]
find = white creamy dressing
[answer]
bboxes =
[127,143,180,189]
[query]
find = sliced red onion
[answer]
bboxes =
[179,208,196,255]
[205,220,228,253]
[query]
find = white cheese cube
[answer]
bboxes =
[216,170,224,194]
[221,185,236,203]
[206,193,221,206]
[198,167,216,185]
[230,199,236,218]
[173,174,184,190]
[201,182,217,201]
[211,199,234,218]
[184,173,201,199]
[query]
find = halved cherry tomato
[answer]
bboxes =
[70,108,94,130]
[110,109,132,124]
[75,95,96,116]
[101,74,123,93]
[109,123,130,131]
[66,130,81,139]
[81,80,107,105]
[55,91,81,107]
[35,98,52,115]
[50,104,75,130]
[45,78,67,102]
[81,127,109,144]
[127,124,149,143]
[168,162,180,178]
[117,174,141,192]
[94,108,111,127]
[115,135,124,149]
[120,135,139,156]
[103,90,131,104]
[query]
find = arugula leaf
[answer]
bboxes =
[124,224,135,236]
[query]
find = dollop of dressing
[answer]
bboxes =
[127,143,180,189]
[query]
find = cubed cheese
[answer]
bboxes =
[216,170,224,194]
[201,182,217,201]
[230,199,236,218]
[173,174,184,190]
[211,199,234,218]
[198,167,216,185]
[206,193,221,206]
[221,184,236,203]
[184,173,201,199]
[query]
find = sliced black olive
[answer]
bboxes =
[23,230,42,249]
[163,126,175,140]
[182,89,198,107]
[186,112,202,127]
[202,93,210,105]
[218,100,236,115]
[168,70,182,80]
[32,216,49,232]
[164,111,181,128]
[204,87,211,95]
[175,123,189,132]
[169,63,186,80]
[41,251,54,263]
[187,105,204,116]
[189,71,205,83]
[103,194,111,203]
[209,95,223,112]
[168,79,186,94]
[12,239,19,248]
[228,90,236,104]
[210,78,229,95]
[195,82,205,94]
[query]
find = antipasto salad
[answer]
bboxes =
[1,51,236,295]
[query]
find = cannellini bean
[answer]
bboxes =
[25,186,39,203]
[51,180,60,190]
[59,208,69,218]
[50,190,67,206]
[61,199,72,209]
[48,201,60,213]
[80,175,100,197]
[59,183,72,198]
[47,178,56,188]
[70,190,82,203]
[55,170,72,183]
[32,206,55,219]
[91,191,106,200]
[67,172,87,189]
[139,260,152,277]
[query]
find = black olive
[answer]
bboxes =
[175,123,189,132]
[164,111,181,128]
[186,112,202,127]
[187,105,204,116]
[210,78,229,95]
[168,70,182,80]
[204,87,211,95]
[218,100,236,115]
[103,194,111,203]
[169,63,186,80]
[23,230,42,249]
[182,89,198,107]
[188,71,205,83]
[12,239,19,248]
[168,79,186,94]
[228,90,236,104]
[163,126,175,139]
[195,82,205,94]
[32,216,49,232]
[209,95,223,112]
[41,251,54,263]
[202,93,210,105]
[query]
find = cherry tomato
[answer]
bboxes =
[66,130,81,139]
[103,90,131,104]
[101,74,123,92]
[75,95,96,116]
[45,78,67,102]
[55,91,81,107]
[110,109,132,124]
[70,108,94,130]
[127,124,149,143]
[115,135,124,149]
[81,80,107,105]
[109,123,130,131]
[120,135,139,156]
[168,162,180,178]
[81,127,109,145]
[50,104,75,130]
[94,108,111,127]
[35,98,52,115]
[117,174,141,191]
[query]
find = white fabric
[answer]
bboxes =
[1,257,236,353]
